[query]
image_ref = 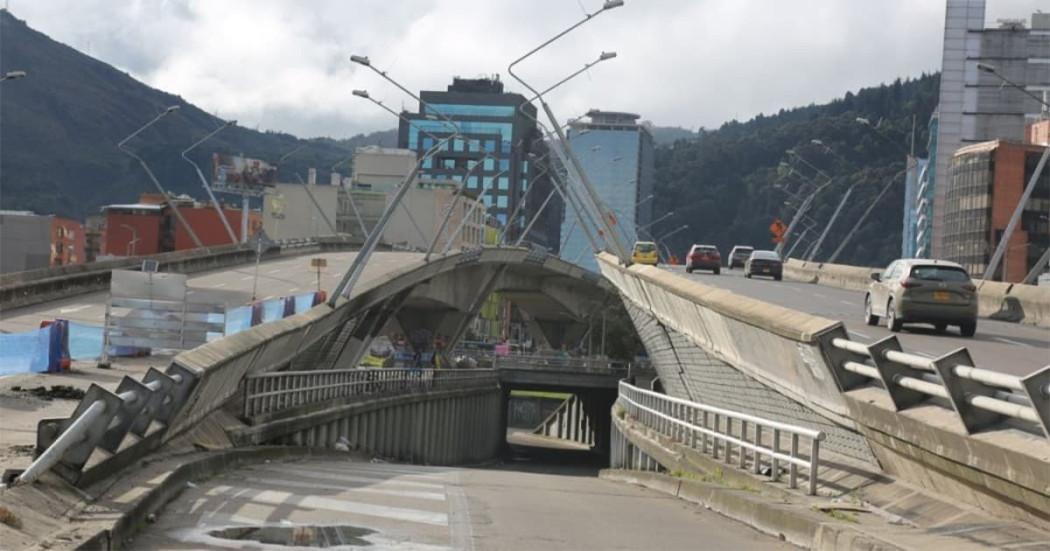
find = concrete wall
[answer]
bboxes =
[231,387,504,465]
[263,183,340,241]
[783,258,1050,327]
[0,211,52,273]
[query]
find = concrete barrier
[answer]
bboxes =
[784,258,1050,328]
[0,237,358,311]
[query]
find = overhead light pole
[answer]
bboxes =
[507,3,630,262]
[118,105,204,249]
[0,70,27,82]
[182,119,238,245]
[637,211,674,237]
[976,62,1050,282]
[827,167,909,264]
[120,224,140,257]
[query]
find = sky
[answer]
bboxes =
[9,0,1046,139]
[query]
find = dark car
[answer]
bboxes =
[685,244,721,274]
[727,245,753,269]
[744,250,782,280]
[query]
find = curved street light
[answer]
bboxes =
[182,119,238,244]
[0,70,27,82]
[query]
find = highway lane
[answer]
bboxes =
[0,250,422,333]
[134,458,790,550]
[661,265,1049,377]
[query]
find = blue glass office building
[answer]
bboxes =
[397,77,560,251]
[560,110,654,272]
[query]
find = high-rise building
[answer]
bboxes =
[943,139,1049,281]
[914,111,939,259]
[930,3,1050,257]
[559,110,655,272]
[397,76,560,251]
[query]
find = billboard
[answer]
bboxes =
[212,154,278,189]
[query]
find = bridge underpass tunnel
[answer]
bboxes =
[501,385,619,467]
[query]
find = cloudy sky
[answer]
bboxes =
[10,0,1045,138]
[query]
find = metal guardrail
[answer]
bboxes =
[492,355,628,374]
[825,335,1050,439]
[617,381,826,495]
[243,368,497,418]
[10,363,198,486]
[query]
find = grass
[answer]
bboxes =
[670,467,757,493]
[509,390,572,400]
[0,506,21,529]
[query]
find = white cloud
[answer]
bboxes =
[10,0,1046,138]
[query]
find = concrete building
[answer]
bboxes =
[0,210,52,273]
[351,146,418,192]
[397,76,561,251]
[50,217,85,267]
[102,193,260,256]
[262,183,339,241]
[560,110,655,272]
[943,139,1049,281]
[930,3,1050,257]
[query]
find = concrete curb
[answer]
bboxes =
[599,469,903,551]
[77,447,353,550]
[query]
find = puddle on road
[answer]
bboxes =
[209,525,376,548]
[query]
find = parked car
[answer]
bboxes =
[864,259,978,336]
[744,250,782,280]
[631,241,659,266]
[685,244,721,274]
[727,245,753,269]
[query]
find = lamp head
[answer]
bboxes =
[352,89,370,98]
[350,54,371,66]
[976,62,997,74]
[599,51,617,61]
[855,117,871,126]
[603,0,625,10]
[3,70,27,80]
[164,105,181,114]
[226,119,238,127]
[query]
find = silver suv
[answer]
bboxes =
[864,259,978,336]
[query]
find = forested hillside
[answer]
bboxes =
[0,11,393,220]
[652,73,939,267]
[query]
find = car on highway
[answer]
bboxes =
[685,244,721,274]
[727,245,753,269]
[631,241,659,266]
[743,250,782,280]
[864,259,978,336]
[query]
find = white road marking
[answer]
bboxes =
[276,466,447,491]
[207,486,448,526]
[267,269,283,274]
[847,329,872,340]
[287,287,299,293]
[247,476,446,501]
[59,304,91,314]
[839,300,854,306]
[240,276,253,281]
[992,336,1030,348]
[211,283,227,288]
[813,293,826,299]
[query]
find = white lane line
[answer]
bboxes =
[267,269,283,274]
[59,304,91,314]
[287,287,299,293]
[839,300,854,306]
[246,476,446,501]
[291,463,450,483]
[276,466,447,490]
[240,276,253,281]
[992,336,1031,348]
[847,329,872,340]
[208,486,448,526]
[187,290,196,295]
[211,283,227,288]
[813,293,826,299]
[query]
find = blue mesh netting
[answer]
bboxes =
[260,298,287,323]
[69,322,104,360]
[225,306,253,336]
[293,293,316,314]
[0,327,52,375]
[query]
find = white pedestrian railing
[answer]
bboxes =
[243,368,497,418]
[617,381,826,495]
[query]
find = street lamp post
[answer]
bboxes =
[120,224,139,256]
[507,2,630,262]
[976,62,1050,282]
[118,105,205,249]
[0,70,27,82]
[638,211,674,237]
[182,119,238,245]
[806,185,855,261]
[827,167,909,264]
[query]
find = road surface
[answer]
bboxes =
[663,265,1048,377]
[133,457,790,550]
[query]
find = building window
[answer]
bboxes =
[484,158,495,171]
[453,139,464,152]
[468,176,479,189]
[498,176,509,190]
[497,196,508,208]
[499,159,510,172]
[442,158,456,169]
[422,157,433,169]
[484,140,496,153]
[422,137,434,149]
[501,140,511,153]
[469,140,480,152]
[483,176,493,189]
[523,161,528,174]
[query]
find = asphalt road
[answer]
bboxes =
[662,265,1049,377]
[0,250,421,333]
[133,457,790,550]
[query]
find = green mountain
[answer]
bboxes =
[0,10,394,221]
[653,74,939,267]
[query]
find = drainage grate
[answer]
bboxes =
[209,525,376,548]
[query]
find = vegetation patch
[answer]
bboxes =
[0,506,22,529]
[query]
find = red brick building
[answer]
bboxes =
[50,217,86,266]
[101,194,261,257]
